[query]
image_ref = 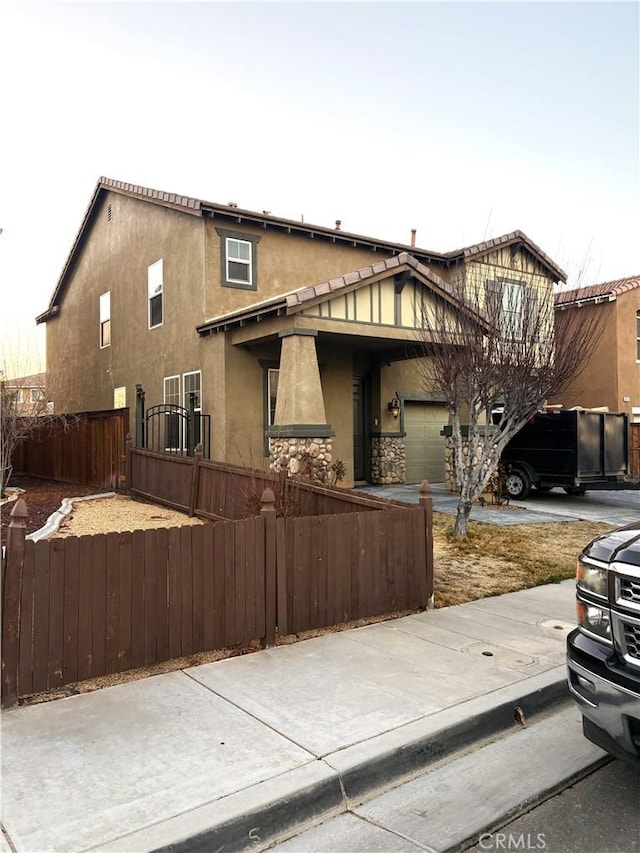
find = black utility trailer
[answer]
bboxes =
[501,409,637,499]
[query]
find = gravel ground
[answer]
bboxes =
[54,494,208,537]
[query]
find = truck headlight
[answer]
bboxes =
[576,559,608,598]
[577,600,612,642]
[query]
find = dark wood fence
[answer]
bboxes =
[2,454,433,708]
[631,423,640,478]
[12,409,128,490]
[128,446,406,520]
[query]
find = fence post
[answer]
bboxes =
[135,384,145,448]
[261,487,277,648]
[2,498,28,708]
[123,432,132,494]
[190,443,203,517]
[419,480,434,609]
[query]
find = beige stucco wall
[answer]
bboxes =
[46,193,206,438]
[552,290,640,415]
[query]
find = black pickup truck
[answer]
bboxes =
[567,523,640,767]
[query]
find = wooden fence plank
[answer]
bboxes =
[62,536,80,685]
[212,522,226,649]
[168,527,182,660]
[202,524,215,650]
[105,532,120,674]
[91,535,107,678]
[118,532,133,673]
[18,541,36,698]
[191,525,205,654]
[155,529,169,663]
[233,515,248,633]
[77,536,94,682]
[180,527,193,657]
[224,522,235,645]
[275,518,287,637]
[131,530,145,669]
[143,529,158,666]
[32,541,50,694]
[48,539,66,689]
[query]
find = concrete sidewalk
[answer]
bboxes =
[1,579,598,853]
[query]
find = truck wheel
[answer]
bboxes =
[505,469,531,500]
[563,487,587,496]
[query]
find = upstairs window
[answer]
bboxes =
[636,311,640,361]
[486,278,532,340]
[99,291,111,347]
[148,259,163,328]
[216,228,260,290]
[226,238,252,285]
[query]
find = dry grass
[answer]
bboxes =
[432,512,614,607]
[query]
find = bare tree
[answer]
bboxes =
[416,263,604,537]
[0,370,51,494]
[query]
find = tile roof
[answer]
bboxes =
[37,177,566,324]
[554,274,640,306]
[2,372,46,387]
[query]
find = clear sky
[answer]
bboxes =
[1,0,638,376]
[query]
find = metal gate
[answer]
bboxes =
[135,386,211,458]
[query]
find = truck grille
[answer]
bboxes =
[620,577,640,607]
[622,621,640,661]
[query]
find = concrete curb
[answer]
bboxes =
[100,666,572,853]
[26,492,116,541]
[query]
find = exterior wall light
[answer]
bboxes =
[388,393,401,419]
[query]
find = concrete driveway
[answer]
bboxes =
[359,483,639,527]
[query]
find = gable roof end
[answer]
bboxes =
[447,230,567,282]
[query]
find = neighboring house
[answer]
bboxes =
[36,177,566,487]
[552,276,640,422]
[1,373,47,416]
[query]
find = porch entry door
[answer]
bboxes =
[352,375,371,482]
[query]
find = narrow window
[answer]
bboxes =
[636,311,640,361]
[183,370,202,448]
[148,259,163,329]
[163,375,181,450]
[268,368,279,426]
[226,238,252,285]
[100,291,111,347]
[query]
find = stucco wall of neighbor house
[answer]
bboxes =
[550,300,619,412]
[616,289,640,415]
[46,191,205,435]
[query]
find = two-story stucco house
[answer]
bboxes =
[552,275,640,421]
[37,177,566,487]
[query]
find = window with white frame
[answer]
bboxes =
[636,311,640,361]
[267,368,279,427]
[184,371,202,448]
[148,259,163,329]
[226,238,252,285]
[486,279,526,340]
[216,227,260,290]
[100,291,111,347]
[163,375,180,450]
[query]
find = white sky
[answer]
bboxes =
[1,0,638,377]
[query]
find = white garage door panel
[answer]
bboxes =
[404,403,448,484]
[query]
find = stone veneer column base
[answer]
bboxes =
[370,434,406,485]
[269,436,333,484]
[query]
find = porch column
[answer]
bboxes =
[268,329,335,483]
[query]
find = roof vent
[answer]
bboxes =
[107,203,112,222]
[335,220,341,231]
[228,202,238,208]
[411,229,416,248]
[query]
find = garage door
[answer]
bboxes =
[404,402,448,484]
